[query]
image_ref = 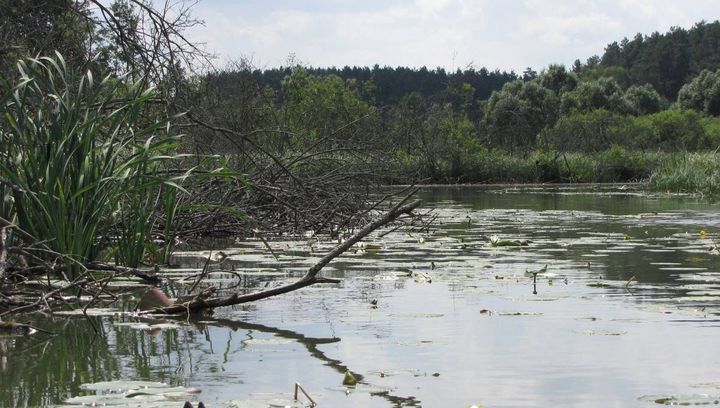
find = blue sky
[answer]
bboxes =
[188,0,720,72]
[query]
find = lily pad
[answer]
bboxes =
[638,394,720,405]
[367,368,423,377]
[575,329,627,336]
[114,322,183,331]
[224,399,310,408]
[80,380,169,391]
[496,311,543,316]
[65,380,200,407]
[54,308,126,317]
[691,382,720,389]
[242,338,294,346]
[388,312,444,318]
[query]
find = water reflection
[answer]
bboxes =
[2,185,720,407]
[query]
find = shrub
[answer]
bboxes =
[632,109,709,151]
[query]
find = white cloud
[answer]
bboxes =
[188,0,720,71]
[415,0,452,15]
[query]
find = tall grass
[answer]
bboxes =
[650,152,720,194]
[0,53,183,276]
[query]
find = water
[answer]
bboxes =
[3,185,720,407]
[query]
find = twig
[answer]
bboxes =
[294,383,317,407]
[85,262,161,284]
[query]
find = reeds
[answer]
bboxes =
[0,53,183,276]
[650,152,720,194]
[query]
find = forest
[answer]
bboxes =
[200,19,720,190]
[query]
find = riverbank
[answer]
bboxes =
[389,149,720,196]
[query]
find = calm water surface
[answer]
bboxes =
[2,185,720,407]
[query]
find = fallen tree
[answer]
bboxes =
[0,191,422,318]
[140,195,422,315]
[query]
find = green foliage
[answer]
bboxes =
[543,108,711,153]
[260,65,517,107]
[633,109,710,151]
[0,0,94,77]
[280,68,379,148]
[388,96,481,182]
[560,77,627,115]
[677,69,720,115]
[594,22,720,99]
[482,80,558,152]
[538,64,578,95]
[651,152,720,194]
[699,116,720,148]
[581,65,632,88]
[541,109,632,152]
[623,84,665,116]
[0,53,183,275]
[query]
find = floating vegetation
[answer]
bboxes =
[114,322,183,331]
[691,382,720,389]
[496,311,543,316]
[575,329,627,336]
[388,313,444,318]
[54,308,126,317]
[242,338,295,346]
[638,394,720,405]
[61,381,201,407]
[223,399,310,408]
[489,235,530,247]
[342,371,358,386]
[367,368,423,378]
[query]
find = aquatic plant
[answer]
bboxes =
[0,53,183,275]
[650,152,720,195]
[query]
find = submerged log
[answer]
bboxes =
[140,197,422,315]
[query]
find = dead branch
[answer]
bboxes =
[85,262,161,284]
[0,227,7,278]
[141,197,422,315]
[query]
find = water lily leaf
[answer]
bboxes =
[328,384,392,394]
[242,338,294,346]
[368,368,423,377]
[67,381,200,407]
[638,394,720,405]
[395,340,436,346]
[388,313,443,318]
[691,382,720,389]
[224,399,310,408]
[575,329,626,336]
[363,243,382,252]
[496,311,543,316]
[54,308,126,316]
[114,322,183,331]
[63,393,168,405]
[412,271,432,283]
[80,380,169,391]
[343,371,357,386]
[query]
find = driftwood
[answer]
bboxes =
[140,196,422,315]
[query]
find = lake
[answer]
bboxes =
[2,185,720,407]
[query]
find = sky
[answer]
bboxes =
[187,0,720,73]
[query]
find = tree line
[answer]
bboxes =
[4,2,720,188]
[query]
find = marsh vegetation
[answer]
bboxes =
[2,2,720,407]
